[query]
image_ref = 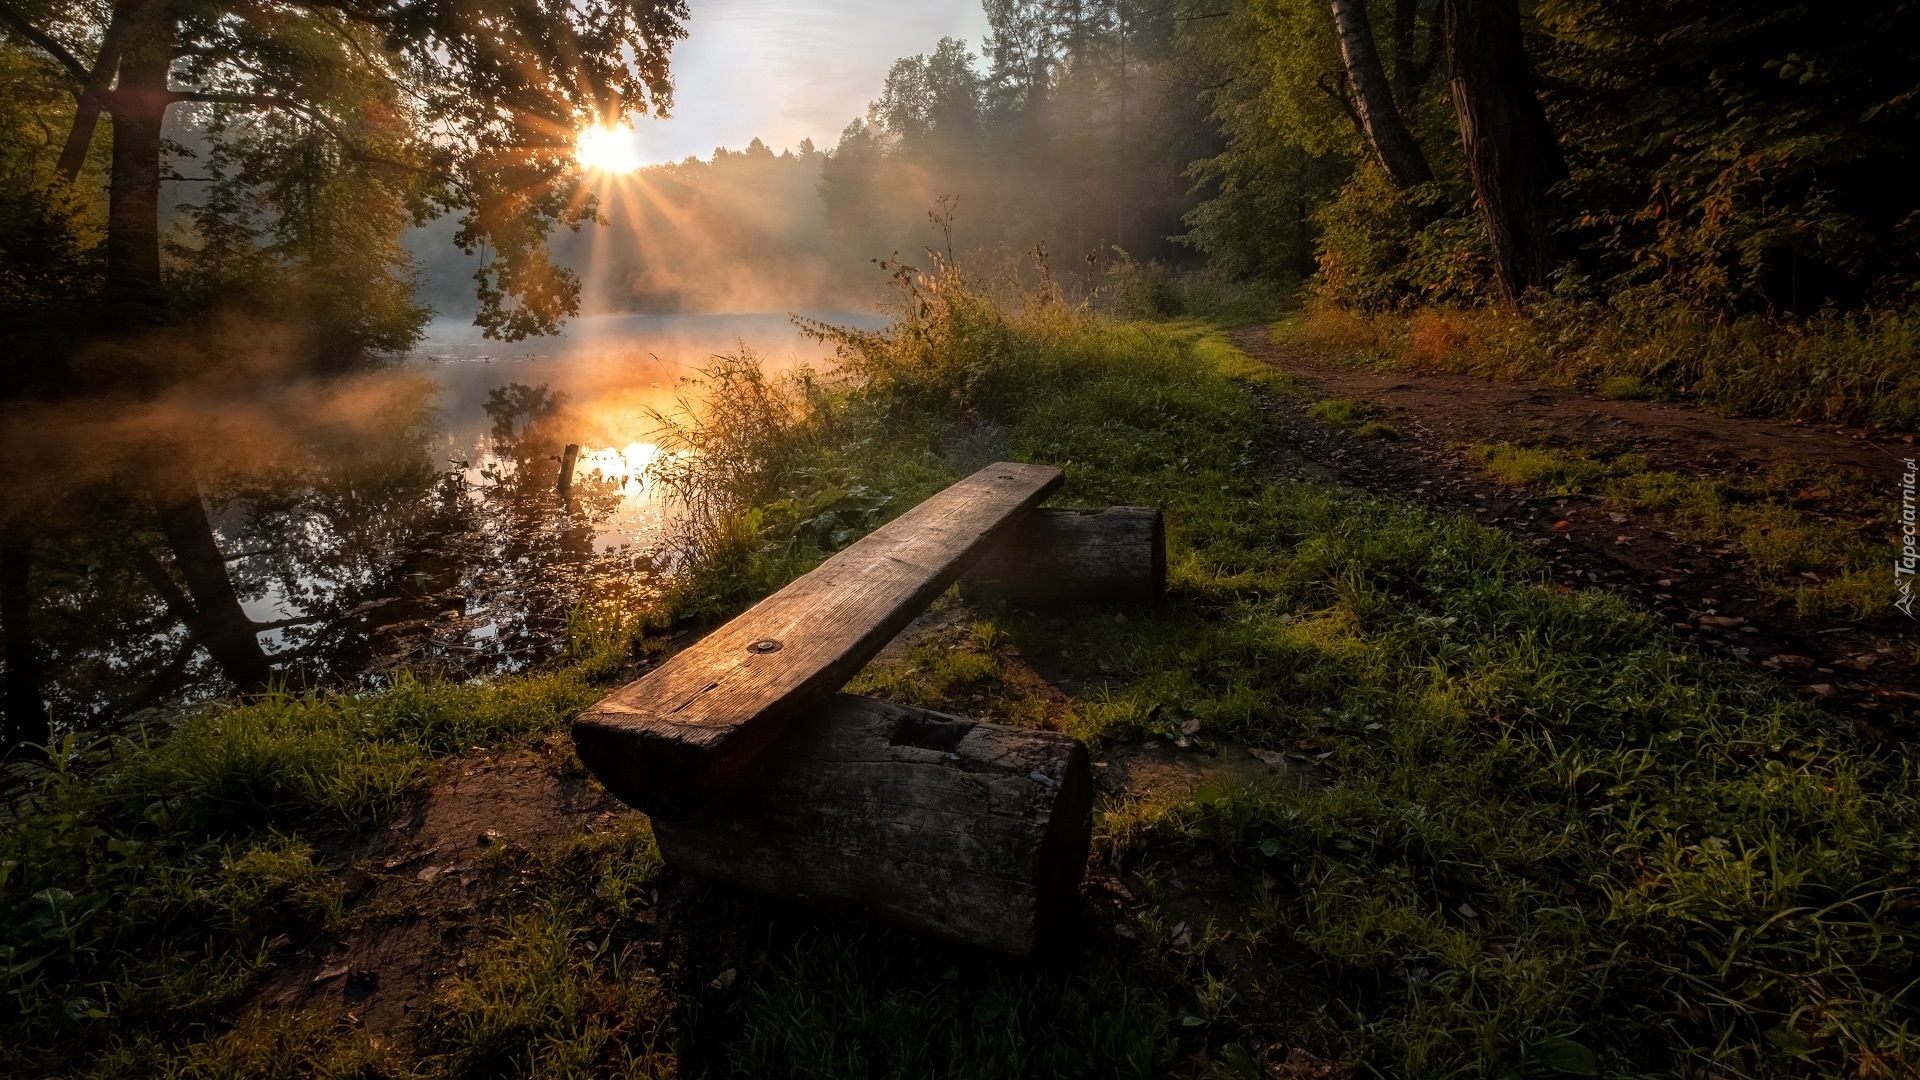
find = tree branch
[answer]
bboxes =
[0,0,91,83]
[1316,72,1367,141]
[56,0,142,182]
[127,543,203,629]
[169,88,430,174]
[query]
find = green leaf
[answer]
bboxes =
[1258,837,1281,857]
[1537,1037,1599,1076]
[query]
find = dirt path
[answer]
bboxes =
[1233,327,1919,738]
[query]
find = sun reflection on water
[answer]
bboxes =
[579,441,663,490]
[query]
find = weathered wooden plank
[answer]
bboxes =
[652,694,1092,956]
[574,462,1063,818]
[960,506,1164,605]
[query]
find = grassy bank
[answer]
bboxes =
[5,277,1916,1078]
[1291,300,1920,432]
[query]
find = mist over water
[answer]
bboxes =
[5,309,882,731]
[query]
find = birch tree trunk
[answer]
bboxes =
[1330,0,1432,190]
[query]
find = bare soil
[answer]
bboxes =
[248,738,640,1046]
[1233,327,1919,738]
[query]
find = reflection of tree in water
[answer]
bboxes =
[235,379,656,684]
[6,376,660,748]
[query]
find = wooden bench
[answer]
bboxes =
[574,462,1064,820]
[573,462,1164,953]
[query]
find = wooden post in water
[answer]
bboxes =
[557,443,580,497]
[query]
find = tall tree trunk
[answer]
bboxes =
[147,460,273,693]
[104,5,172,314]
[1330,0,1432,190]
[1443,0,1566,302]
[1,532,47,759]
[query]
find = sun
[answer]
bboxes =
[576,124,643,173]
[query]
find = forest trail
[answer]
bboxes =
[1234,326,1920,737]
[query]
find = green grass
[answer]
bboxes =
[5,274,1916,1078]
[1288,300,1920,432]
[1306,396,1398,440]
[1466,441,1891,619]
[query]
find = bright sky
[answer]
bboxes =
[623,0,992,164]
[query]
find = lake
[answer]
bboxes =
[7,311,886,732]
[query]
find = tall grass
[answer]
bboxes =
[1291,296,1920,430]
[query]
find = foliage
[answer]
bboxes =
[1182,0,1920,315]
[1538,0,1920,312]
[0,0,690,385]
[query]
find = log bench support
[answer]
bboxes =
[653,695,1092,955]
[572,462,1163,955]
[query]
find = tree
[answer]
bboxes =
[1328,0,1430,189]
[0,0,688,340]
[1441,0,1564,300]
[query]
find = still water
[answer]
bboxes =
[18,312,884,731]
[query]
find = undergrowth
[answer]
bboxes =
[1289,298,1920,432]
[1467,442,1890,618]
[4,266,1915,1078]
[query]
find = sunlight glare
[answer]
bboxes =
[581,442,662,489]
[576,125,643,173]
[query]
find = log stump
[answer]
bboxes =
[652,694,1092,956]
[961,506,1164,605]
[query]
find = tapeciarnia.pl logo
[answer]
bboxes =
[1900,458,1917,618]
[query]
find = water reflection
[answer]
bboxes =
[0,311,885,741]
